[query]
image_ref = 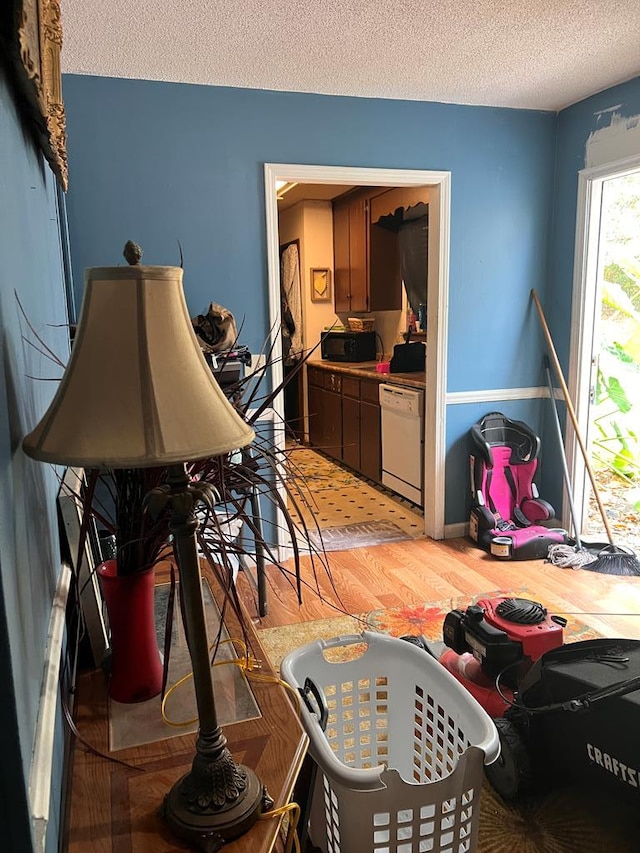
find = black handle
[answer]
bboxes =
[299,677,329,731]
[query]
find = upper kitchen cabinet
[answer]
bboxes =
[333,187,429,313]
[333,191,368,312]
[332,189,403,313]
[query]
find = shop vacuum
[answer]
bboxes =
[404,596,640,802]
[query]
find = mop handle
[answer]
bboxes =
[543,357,583,546]
[531,289,614,544]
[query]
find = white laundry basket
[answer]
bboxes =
[280,632,500,853]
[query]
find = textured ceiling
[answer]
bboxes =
[60,0,640,111]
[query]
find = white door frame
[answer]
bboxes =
[264,163,451,555]
[568,153,640,531]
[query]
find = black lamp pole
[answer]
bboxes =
[149,464,270,852]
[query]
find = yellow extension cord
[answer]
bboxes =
[260,801,301,853]
[161,638,303,853]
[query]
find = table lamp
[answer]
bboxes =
[23,243,269,850]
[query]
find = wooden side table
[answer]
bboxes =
[64,565,307,852]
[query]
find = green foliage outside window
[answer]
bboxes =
[593,174,640,512]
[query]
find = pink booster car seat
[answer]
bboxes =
[468,412,567,560]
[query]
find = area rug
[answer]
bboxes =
[258,589,601,671]
[364,590,600,645]
[477,781,637,852]
[258,593,639,851]
[307,519,412,552]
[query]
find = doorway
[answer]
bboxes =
[264,164,451,554]
[569,156,640,550]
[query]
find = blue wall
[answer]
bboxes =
[62,75,558,524]
[538,75,640,519]
[550,75,640,365]
[0,70,71,851]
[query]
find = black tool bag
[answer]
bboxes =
[389,336,426,373]
[520,638,640,801]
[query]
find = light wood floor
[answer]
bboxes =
[237,449,640,640]
[238,533,640,641]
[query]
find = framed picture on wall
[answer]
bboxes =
[310,268,331,302]
[2,0,68,189]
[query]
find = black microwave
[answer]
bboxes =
[320,330,376,362]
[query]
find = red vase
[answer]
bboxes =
[97,560,164,703]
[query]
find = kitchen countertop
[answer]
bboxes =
[308,360,426,390]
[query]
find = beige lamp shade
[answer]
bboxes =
[23,265,255,467]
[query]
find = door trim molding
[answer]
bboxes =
[569,153,640,530]
[264,163,451,550]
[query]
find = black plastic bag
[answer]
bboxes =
[390,339,425,373]
[192,302,238,353]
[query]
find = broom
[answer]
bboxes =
[543,356,599,568]
[532,289,640,576]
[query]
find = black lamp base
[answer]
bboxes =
[162,756,268,853]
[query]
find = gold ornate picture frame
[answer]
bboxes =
[310,268,331,303]
[4,0,68,190]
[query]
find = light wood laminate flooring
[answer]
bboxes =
[238,450,640,640]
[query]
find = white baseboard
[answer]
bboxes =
[29,561,72,852]
[444,522,469,539]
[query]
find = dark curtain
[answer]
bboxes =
[398,212,428,316]
[375,203,428,316]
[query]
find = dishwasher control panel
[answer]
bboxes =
[379,384,423,415]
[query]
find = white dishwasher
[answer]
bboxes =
[379,383,424,506]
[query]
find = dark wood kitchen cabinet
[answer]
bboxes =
[332,189,402,313]
[341,377,361,471]
[308,366,381,482]
[358,378,382,482]
[333,192,368,312]
[307,369,324,449]
[341,375,381,481]
[307,366,342,462]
